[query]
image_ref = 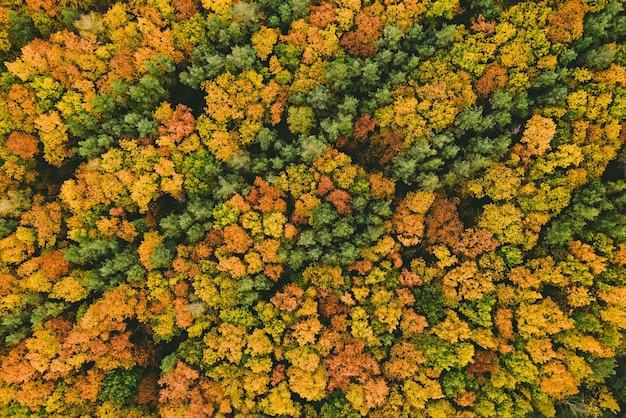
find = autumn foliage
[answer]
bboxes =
[1,0,626,417]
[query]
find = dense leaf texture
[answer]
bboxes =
[1,0,626,416]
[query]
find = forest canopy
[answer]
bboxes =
[1,0,626,416]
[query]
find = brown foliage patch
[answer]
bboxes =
[5,132,39,159]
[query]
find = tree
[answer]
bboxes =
[258,381,301,416]
[519,115,557,157]
[4,132,39,160]
[516,298,574,339]
[325,337,381,392]
[393,191,435,247]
